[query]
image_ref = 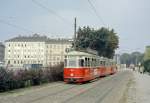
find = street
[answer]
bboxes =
[0,71,133,103]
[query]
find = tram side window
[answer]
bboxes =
[96,59,98,66]
[79,59,84,67]
[85,58,88,67]
[100,61,103,66]
[97,59,99,66]
[94,59,97,66]
[88,58,90,67]
[85,58,90,67]
[93,59,96,67]
[111,62,112,66]
[91,58,94,67]
[103,61,106,66]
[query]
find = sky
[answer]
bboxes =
[0,0,150,54]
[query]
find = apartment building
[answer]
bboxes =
[0,42,5,62]
[5,34,72,69]
[46,39,72,66]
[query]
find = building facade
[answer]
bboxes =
[0,42,5,63]
[144,46,150,61]
[5,34,72,69]
[45,39,72,66]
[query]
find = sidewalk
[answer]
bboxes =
[127,71,150,103]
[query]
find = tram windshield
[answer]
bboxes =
[64,56,85,67]
[65,56,77,67]
[68,59,77,67]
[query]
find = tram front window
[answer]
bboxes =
[68,59,77,67]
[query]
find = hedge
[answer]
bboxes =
[0,63,64,92]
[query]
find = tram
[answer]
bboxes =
[63,50,117,83]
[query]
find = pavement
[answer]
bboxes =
[125,71,150,103]
[0,71,133,103]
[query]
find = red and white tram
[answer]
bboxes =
[63,50,117,83]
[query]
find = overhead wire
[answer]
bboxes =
[32,0,72,26]
[87,0,106,26]
[0,19,34,33]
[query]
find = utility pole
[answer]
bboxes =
[74,17,77,50]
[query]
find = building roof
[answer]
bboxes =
[66,50,95,57]
[5,34,73,43]
[5,34,48,42]
[46,38,73,44]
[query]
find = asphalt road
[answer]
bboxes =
[0,70,133,103]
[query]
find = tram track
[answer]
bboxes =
[0,71,133,103]
[61,76,117,103]
[61,71,132,103]
[29,84,78,103]
[31,71,128,103]
[29,73,117,103]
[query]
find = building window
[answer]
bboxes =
[14,60,16,64]
[50,45,52,48]
[8,60,10,64]
[53,57,56,61]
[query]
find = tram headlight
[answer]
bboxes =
[70,73,74,76]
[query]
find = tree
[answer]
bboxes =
[120,53,131,66]
[74,26,119,58]
[144,46,150,61]
[143,60,150,73]
[143,46,150,73]
[120,52,144,67]
[130,52,144,65]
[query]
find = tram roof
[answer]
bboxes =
[66,50,96,57]
[65,50,115,62]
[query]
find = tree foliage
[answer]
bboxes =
[144,46,150,61]
[143,47,150,73]
[120,52,144,67]
[143,59,150,73]
[74,26,119,58]
[120,53,131,66]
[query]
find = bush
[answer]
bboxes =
[0,63,64,92]
[0,68,13,92]
[48,62,64,81]
[143,59,150,73]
